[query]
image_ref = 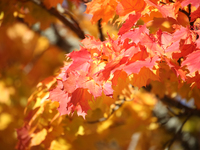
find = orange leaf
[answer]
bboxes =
[30,129,47,146]
[85,0,118,24]
[116,0,146,16]
[131,67,159,88]
[190,6,200,22]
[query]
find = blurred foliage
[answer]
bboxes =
[0,0,117,149]
[1,0,200,150]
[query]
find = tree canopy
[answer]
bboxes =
[1,0,200,150]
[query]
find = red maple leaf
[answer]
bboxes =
[182,50,200,74]
[49,80,93,118]
[67,48,92,72]
[181,0,200,8]
[120,25,149,44]
[140,33,164,56]
[172,43,196,59]
[122,56,159,75]
[156,29,173,49]
[118,13,141,35]
[145,0,177,18]
[190,6,200,22]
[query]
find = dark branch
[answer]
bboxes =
[29,0,85,39]
[166,113,192,149]
[98,19,105,41]
[159,96,200,116]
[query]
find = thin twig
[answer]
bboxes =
[63,9,82,33]
[166,113,192,149]
[98,19,105,41]
[28,0,85,39]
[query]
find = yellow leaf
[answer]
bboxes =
[30,128,47,146]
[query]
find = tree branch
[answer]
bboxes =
[29,0,85,39]
[160,96,200,116]
[98,19,105,41]
[166,113,192,149]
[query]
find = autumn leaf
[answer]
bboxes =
[67,48,92,73]
[116,0,146,16]
[172,43,196,59]
[186,72,200,89]
[30,129,47,146]
[112,70,127,86]
[120,25,149,44]
[181,0,200,8]
[140,33,164,56]
[131,67,159,88]
[164,57,187,81]
[190,6,200,22]
[49,80,72,116]
[182,50,200,75]
[85,0,118,24]
[156,29,173,49]
[49,79,93,118]
[118,13,141,35]
[145,0,177,18]
[6,0,200,150]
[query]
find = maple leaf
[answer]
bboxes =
[81,35,102,50]
[49,80,72,115]
[112,70,128,86]
[181,0,200,8]
[122,56,159,75]
[118,13,141,35]
[156,29,173,49]
[131,67,159,88]
[140,33,164,56]
[70,88,93,118]
[116,0,146,16]
[129,45,149,62]
[63,70,104,97]
[49,80,93,118]
[67,48,92,72]
[187,72,200,89]
[145,0,177,18]
[85,0,118,24]
[190,6,200,22]
[182,50,200,75]
[165,26,193,53]
[165,40,180,54]
[172,43,196,59]
[120,25,149,44]
[165,58,187,81]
